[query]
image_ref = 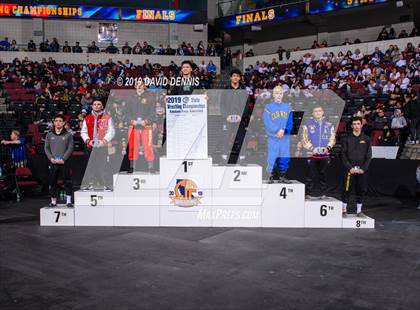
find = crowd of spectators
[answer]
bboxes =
[0,55,217,162]
[0,37,224,57]
[243,41,420,146]
[243,26,419,59]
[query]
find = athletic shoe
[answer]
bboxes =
[221,154,228,160]
[356,212,366,217]
[342,211,347,217]
[306,195,314,200]
[66,203,74,208]
[103,186,112,192]
[48,202,57,208]
[278,177,292,184]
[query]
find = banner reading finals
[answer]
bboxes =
[166,95,208,160]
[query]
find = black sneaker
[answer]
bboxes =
[342,211,348,217]
[48,202,57,208]
[66,203,74,208]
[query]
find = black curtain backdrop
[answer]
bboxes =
[27,154,419,198]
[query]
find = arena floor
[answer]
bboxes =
[1,197,420,310]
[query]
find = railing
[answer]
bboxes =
[0,52,221,74]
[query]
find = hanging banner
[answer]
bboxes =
[217,0,388,29]
[0,3,205,23]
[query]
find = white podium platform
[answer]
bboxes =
[113,172,159,205]
[49,159,375,229]
[304,197,343,228]
[342,214,375,229]
[159,157,212,226]
[40,206,75,226]
[74,190,114,226]
[261,181,305,227]
[212,165,262,206]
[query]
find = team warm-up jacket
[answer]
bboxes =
[263,102,293,137]
[341,132,372,171]
[81,111,115,145]
[44,129,74,161]
[302,117,336,158]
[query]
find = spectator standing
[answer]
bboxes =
[1,130,26,167]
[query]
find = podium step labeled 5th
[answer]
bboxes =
[74,190,114,226]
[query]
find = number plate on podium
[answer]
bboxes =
[304,198,343,228]
[261,181,305,227]
[40,206,74,226]
[74,190,114,226]
[74,190,114,206]
[212,165,262,206]
[342,214,375,229]
[113,173,159,205]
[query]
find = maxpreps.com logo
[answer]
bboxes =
[169,179,203,207]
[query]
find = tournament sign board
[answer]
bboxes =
[166,94,208,160]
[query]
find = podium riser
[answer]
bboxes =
[211,205,262,227]
[40,207,75,226]
[114,206,159,226]
[261,182,305,227]
[74,205,114,226]
[304,199,343,228]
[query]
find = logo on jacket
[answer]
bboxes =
[308,125,316,134]
[169,179,203,207]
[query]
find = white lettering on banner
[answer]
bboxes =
[197,209,260,220]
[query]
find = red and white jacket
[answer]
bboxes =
[81,111,115,146]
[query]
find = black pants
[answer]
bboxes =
[342,172,367,204]
[84,147,111,187]
[409,118,420,141]
[49,162,72,199]
[306,157,329,195]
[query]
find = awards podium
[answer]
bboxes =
[40,94,375,228]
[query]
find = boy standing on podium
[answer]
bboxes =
[263,85,293,183]
[341,116,372,217]
[301,106,336,198]
[44,114,74,207]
